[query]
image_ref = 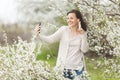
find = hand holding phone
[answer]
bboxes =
[34,22,41,36]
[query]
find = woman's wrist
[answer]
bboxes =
[77,28,85,34]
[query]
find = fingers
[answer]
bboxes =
[34,24,41,36]
[35,25,40,32]
[77,28,85,34]
[37,26,41,33]
[78,21,85,33]
[37,25,41,32]
[78,21,81,29]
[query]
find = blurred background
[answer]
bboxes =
[0,0,120,79]
[0,0,120,56]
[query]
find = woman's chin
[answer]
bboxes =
[68,25,74,27]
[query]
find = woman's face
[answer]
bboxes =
[67,13,79,28]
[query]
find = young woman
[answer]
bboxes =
[34,9,89,79]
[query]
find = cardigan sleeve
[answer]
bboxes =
[38,26,65,44]
[80,32,89,53]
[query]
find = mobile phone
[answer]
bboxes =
[39,22,41,26]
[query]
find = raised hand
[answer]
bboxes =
[34,23,41,37]
[77,21,85,34]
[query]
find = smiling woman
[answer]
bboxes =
[0,0,17,23]
[34,9,89,80]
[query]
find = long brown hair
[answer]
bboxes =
[67,9,88,31]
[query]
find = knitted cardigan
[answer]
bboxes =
[38,26,89,70]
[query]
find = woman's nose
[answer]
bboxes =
[67,19,71,22]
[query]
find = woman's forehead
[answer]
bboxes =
[67,13,76,17]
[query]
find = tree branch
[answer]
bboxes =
[79,0,101,12]
[109,0,120,6]
[106,13,120,16]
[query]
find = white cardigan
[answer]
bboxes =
[38,26,89,70]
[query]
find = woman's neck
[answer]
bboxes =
[70,26,80,37]
[70,26,78,32]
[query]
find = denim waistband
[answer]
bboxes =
[63,67,84,79]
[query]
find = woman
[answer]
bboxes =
[34,9,89,79]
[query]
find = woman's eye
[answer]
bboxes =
[68,17,73,20]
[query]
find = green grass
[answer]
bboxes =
[36,43,58,67]
[36,43,120,80]
[37,55,119,80]
[36,46,104,79]
[85,58,105,80]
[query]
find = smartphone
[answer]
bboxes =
[39,22,41,26]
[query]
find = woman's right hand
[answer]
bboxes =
[34,24,41,37]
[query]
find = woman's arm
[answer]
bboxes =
[80,32,89,53]
[38,26,65,44]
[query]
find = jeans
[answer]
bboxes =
[63,67,84,80]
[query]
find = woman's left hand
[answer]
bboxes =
[77,28,85,34]
[77,22,85,34]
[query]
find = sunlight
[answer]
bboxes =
[0,0,17,23]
